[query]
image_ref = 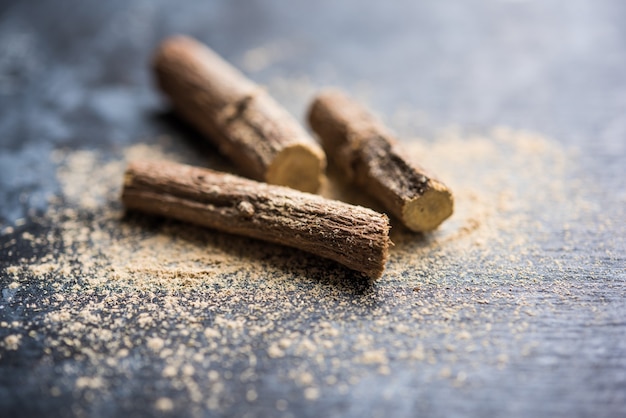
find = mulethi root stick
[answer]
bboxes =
[122,160,391,279]
[152,35,326,193]
[308,89,454,232]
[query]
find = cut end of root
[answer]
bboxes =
[266,144,327,193]
[402,180,454,232]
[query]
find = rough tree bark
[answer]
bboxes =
[308,89,454,232]
[153,35,326,193]
[122,160,391,279]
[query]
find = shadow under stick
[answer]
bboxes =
[122,160,391,279]
[153,35,326,193]
[308,89,454,232]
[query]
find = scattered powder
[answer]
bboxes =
[155,397,174,412]
[0,111,615,414]
[162,365,177,378]
[245,389,258,402]
[75,376,105,390]
[147,337,165,352]
[3,334,22,350]
[358,349,388,365]
[297,372,314,386]
[303,387,321,401]
[240,41,297,73]
[267,343,285,359]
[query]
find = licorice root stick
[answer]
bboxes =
[152,35,326,193]
[308,89,454,232]
[122,160,391,279]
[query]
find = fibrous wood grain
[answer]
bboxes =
[308,89,454,232]
[122,160,391,279]
[153,35,326,193]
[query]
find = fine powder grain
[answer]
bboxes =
[0,123,614,414]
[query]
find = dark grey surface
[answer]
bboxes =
[1,1,625,417]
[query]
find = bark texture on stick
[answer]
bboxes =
[308,89,454,232]
[152,35,326,193]
[122,160,391,279]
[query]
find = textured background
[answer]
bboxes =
[1,1,625,417]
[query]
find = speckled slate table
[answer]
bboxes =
[1,1,625,417]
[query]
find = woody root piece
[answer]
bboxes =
[153,35,326,193]
[122,160,391,279]
[308,89,454,232]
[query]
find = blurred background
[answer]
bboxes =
[1,0,625,223]
[0,0,626,222]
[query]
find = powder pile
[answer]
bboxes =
[1,122,620,416]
